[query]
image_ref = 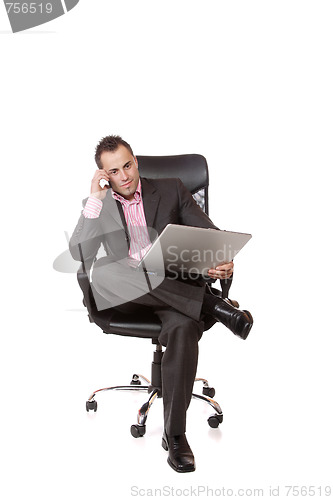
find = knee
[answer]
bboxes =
[159,316,203,349]
[92,257,121,284]
[179,316,204,340]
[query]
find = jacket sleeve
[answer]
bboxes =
[69,198,103,263]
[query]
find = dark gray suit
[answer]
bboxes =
[69,177,219,436]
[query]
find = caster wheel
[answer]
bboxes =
[203,386,215,398]
[86,400,98,412]
[130,374,142,386]
[130,424,146,438]
[208,414,223,428]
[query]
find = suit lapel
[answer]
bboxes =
[141,178,161,239]
[101,190,130,255]
[102,179,161,245]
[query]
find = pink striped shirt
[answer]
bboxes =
[83,179,152,261]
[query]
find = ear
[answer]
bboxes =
[134,156,139,168]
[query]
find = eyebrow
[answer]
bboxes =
[108,160,131,173]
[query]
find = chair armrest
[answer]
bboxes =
[77,256,96,317]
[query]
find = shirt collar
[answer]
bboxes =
[111,178,142,206]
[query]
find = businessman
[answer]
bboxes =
[69,135,253,473]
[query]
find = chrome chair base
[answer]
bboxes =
[86,372,223,437]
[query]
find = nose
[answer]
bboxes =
[120,169,129,182]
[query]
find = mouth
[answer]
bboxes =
[121,180,132,188]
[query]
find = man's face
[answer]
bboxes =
[100,145,140,201]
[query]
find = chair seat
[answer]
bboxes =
[91,308,162,338]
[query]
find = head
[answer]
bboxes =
[95,135,140,200]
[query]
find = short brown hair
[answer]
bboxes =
[95,135,134,169]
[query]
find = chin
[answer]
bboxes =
[122,188,135,199]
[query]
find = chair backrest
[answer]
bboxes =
[137,154,209,215]
[77,153,211,332]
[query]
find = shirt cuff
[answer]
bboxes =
[83,197,103,218]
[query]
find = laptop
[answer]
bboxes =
[137,224,252,277]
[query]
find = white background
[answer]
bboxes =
[1,1,332,499]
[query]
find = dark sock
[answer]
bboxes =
[202,292,220,315]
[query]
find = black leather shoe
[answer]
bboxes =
[162,433,195,473]
[203,294,253,340]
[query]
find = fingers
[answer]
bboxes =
[91,169,110,194]
[92,169,110,185]
[207,268,233,279]
[207,261,234,280]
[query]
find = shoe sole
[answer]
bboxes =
[241,310,253,340]
[167,457,195,473]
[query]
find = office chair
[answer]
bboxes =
[80,154,235,437]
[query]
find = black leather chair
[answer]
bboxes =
[80,154,233,437]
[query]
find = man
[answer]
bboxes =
[69,135,253,473]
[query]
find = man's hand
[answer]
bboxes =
[207,261,234,280]
[90,169,110,200]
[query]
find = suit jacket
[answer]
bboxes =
[69,177,218,265]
